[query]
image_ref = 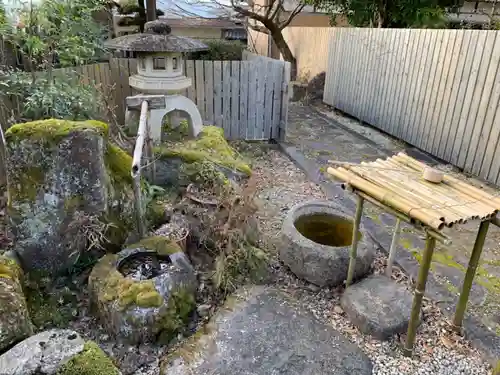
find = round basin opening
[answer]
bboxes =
[118,252,174,280]
[293,213,361,247]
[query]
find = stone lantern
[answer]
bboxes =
[105,20,208,140]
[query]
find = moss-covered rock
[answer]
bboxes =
[0,329,120,375]
[6,119,135,274]
[153,126,251,188]
[0,255,34,353]
[88,237,197,344]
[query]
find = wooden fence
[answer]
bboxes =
[324,28,500,186]
[1,56,291,141]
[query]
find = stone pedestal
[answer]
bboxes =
[340,275,415,340]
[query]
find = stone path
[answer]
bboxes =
[281,103,500,365]
[161,286,373,375]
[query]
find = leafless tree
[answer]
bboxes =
[174,0,317,79]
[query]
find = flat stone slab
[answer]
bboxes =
[0,329,121,375]
[161,286,373,375]
[341,275,414,340]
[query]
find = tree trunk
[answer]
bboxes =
[270,28,297,80]
[146,0,156,22]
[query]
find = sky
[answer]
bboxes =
[158,0,233,18]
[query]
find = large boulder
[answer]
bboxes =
[0,329,120,375]
[0,255,34,352]
[6,119,135,274]
[280,201,375,287]
[153,126,251,188]
[88,237,197,344]
[160,286,373,375]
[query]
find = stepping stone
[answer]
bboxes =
[161,286,373,375]
[341,274,414,340]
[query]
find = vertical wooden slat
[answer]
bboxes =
[379,30,398,133]
[389,29,410,136]
[399,30,421,140]
[431,30,459,157]
[239,61,249,140]
[254,59,266,139]
[451,31,485,167]
[222,61,231,138]
[186,60,196,102]
[195,60,205,120]
[204,61,214,125]
[247,61,257,140]
[442,31,473,161]
[271,61,284,140]
[280,61,291,142]
[420,31,447,152]
[463,31,498,174]
[410,30,438,147]
[213,61,223,129]
[479,46,500,179]
[263,60,275,139]
[231,61,240,140]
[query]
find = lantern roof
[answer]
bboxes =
[105,20,208,53]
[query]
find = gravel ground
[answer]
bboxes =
[249,145,492,375]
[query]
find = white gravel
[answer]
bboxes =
[250,146,492,375]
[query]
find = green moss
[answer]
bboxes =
[128,236,183,256]
[6,119,108,144]
[8,166,45,203]
[411,247,500,296]
[156,288,196,344]
[25,284,76,329]
[56,341,120,375]
[0,256,22,280]
[105,143,133,186]
[156,126,252,176]
[90,254,164,310]
[400,237,415,251]
[162,119,190,142]
[146,199,167,228]
[136,291,163,308]
[493,360,500,375]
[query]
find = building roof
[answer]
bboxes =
[158,17,245,29]
[105,20,208,52]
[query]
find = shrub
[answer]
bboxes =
[186,39,246,61]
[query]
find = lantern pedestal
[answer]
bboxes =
[125,94,203,142]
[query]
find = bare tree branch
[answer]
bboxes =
[247,22,269,34]
[279,2,306,29]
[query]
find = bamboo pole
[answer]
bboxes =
[353,190,451,245]
[386,219,401,277]
[347,195,364,287]
[131,100,149,239]
[359,161,463,225]
[391,156,496,219]
[404,235,437,357]
[351,163,450,221]
[378,159,474,223]
[452,220,490,331]
[397,153,500,208]
[328,167,446,230]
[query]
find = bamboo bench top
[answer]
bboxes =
[327,152,500,231]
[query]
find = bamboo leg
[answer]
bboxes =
[386,219,401,277]
[452,220,490,331]
[133,174,146,238]
[347,195,364,287]
[404,235,436,357]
